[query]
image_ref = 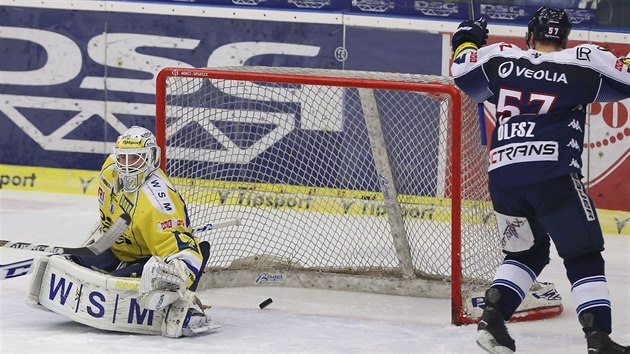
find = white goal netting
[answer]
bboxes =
[156,66,560,324]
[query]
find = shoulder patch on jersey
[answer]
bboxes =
[156,218,185,231]
[99,175,113,191]
[498,43,518,52]
[97,187,105,206]
[99,157,118,191]
[575,45,594,62]
[615,59,625,72]
[143,173,176,215]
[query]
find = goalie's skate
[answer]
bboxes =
[181,307,221,337]
[580,313,630,353]
[476,288,515,354]
[161,290,220,338]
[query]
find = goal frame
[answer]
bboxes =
[155,67,561,325]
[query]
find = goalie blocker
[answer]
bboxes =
[26,255,219,337]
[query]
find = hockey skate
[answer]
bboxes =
[181,307,219,337]
[476,288,516,354]
[579,313,630,353]
[161,290,220,338]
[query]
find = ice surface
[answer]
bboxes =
[1,190,628,353]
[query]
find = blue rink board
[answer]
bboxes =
[0,5,444,194]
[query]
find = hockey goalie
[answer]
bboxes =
[26,126,218,338]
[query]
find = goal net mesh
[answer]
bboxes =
[157,66,501,323]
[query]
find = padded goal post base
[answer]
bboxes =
[461,281,564,324]
[198,254,563,325]
[200,268,563,325]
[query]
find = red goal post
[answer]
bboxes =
[155,66,563,325]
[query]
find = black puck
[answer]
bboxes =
[259,298,273,309]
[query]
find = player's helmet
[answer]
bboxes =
[526,6,571,49]
[113,126,160,193]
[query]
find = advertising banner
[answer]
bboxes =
[0,1,628,218]
[0,4,439,171]
[114,0,599,25]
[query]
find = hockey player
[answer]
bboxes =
[450,6,630,354]
[72,125,213,338]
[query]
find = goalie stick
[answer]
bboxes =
[0,217,240,280]
[0,213,130,280]
[0,213,131,256]
[77,217,241,251]
[193,218,240,234]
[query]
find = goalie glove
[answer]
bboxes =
[451,17,489,54]
[138,256,188,310]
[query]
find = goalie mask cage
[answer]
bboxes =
[155,66,562,325]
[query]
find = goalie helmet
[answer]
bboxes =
[113,126,160,193]
[526,6,571,49]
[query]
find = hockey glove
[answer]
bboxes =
[138,256,189,310]
[451,17,489,53]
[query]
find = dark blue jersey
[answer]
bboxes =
[451,43,630,189]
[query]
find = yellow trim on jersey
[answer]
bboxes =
[453,41,479,60]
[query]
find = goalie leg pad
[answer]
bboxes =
[27,255,164,335]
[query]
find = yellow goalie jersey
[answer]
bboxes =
[97,155,203,288]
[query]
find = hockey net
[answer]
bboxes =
[155,66,563,325]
